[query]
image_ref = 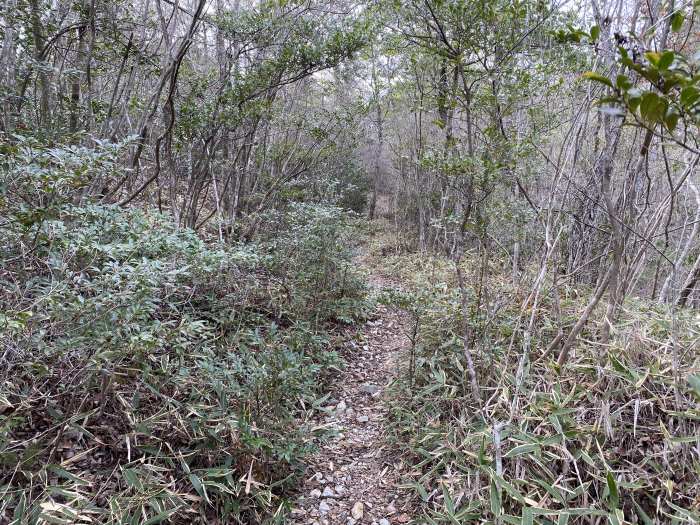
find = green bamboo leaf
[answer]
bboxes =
[442,484,455,515]
[189,473,209,504]
[504,444,540,458]
[47,465,89,486]
[413,482,429,501]
[632,499,654,525]
[606,472,619,510]
[143,508,180,525]
[687,374,700,400]
[490,479,502,517]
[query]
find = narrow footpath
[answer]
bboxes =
[289,268,413,525]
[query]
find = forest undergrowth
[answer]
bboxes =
[366,225,700,525]
[0,141,372,524]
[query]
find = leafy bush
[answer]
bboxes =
[258,202,369,326]
[0,140,369,524]
[374,250,700,525]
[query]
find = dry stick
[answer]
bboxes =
[535,144,674,266]
[210,162,224,243]
[556,263,615,367]
[194,145,246,231]
[513,227,563,389]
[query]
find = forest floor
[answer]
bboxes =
[289,251,414,525]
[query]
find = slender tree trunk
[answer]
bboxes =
[1,0,17,132]
[28,0,50,129]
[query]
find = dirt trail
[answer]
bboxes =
[289,268,413,525]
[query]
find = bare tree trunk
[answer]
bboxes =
[369,98,383,220]
[1,0,17,132]
[69,8,88,135]
[28,0,50,129]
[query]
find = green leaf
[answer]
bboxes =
[627,88,643,112]
[639,66,660,83]
[658,51,674,70]
[143,508,180,525]
[590,25,600,42]
[632,499,654,525]
[189,473,209,504]
[671,11,684,32]
[533,479,566,505]
[442,485,455,515]
[47,465,89,486]
[608,511,621,525]
[606,471,619,510]
[504,444,540,458]
[122,468,144,491]
[522,507,534,525]
[413,482,429,501]
[688,374,700,400]
[664,108,679,132]
[609,354,633,380]
[582,71,613,88]
[615,74,631,90]
[639,92,666,123]
[490,478,502,517]
[680,86,700,108]
[645,51,661,66]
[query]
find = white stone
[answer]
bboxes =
[351,501,364,520]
